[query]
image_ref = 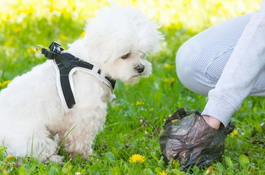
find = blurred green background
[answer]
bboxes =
[0,0,261,31]
[0,0,261,82]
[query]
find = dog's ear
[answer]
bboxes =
[82,27,115,63]
[138,23,164,53]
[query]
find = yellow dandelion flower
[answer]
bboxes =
[163,78,169,83]
[7,154,13,159]
[168,114,172,117]
[158,171,167,175]
[27,48,31,54]
[136,101,144,106]
[6,14,11,20]
[149,108,154,112]
[23,7,34,14]
[163,77,175,83]
[0,80,11,88]
[172,119,177,122]
[49,7,54,12]
[60,8,68,14]
[27,48,37,54]
[164,64,174,69]
[3,169,8,175]
[59,34,67,41]
[205,166,215,175]
[129,154,145,163]
[14,28,21,33]
[72,5,77,11]
[80,31,86,38]
[32,48,37,53]
[49,17,54,22]
[230,129,238,137]
[5,36,11,40]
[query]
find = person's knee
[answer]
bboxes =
[175,42,196,83]
[175,40,211,95]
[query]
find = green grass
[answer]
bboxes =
[1,4,265,175]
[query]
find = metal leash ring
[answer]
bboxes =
[36,45,44,54]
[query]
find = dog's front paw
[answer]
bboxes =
[68,149,91,160]
[45,155,64,165]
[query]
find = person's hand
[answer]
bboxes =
[159,108,235,169]
[203,115,221,129]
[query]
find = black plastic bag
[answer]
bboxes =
[159,108,235,168]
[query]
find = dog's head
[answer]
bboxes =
[82,4,163,85]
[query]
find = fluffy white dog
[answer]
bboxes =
[0,4,162,163]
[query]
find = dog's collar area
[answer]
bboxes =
[40,42,116,109]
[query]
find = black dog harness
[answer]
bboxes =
[39,42,116,110]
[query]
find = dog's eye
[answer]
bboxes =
[140,53,146,59]
[121,53,131,59]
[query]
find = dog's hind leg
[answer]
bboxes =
[1,123,63,163]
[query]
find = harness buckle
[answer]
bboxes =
[49,42,64,54]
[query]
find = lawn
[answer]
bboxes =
[0,0,264,174]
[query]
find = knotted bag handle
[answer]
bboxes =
[164,108,201,126]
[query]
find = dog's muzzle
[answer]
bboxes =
[134,64,145,73]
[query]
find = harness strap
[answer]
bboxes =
[40,42,116,109]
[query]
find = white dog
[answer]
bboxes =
[0,4,162,163]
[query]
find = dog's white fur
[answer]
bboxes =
[0,5,162,163]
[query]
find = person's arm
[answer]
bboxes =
[202,2,265,127]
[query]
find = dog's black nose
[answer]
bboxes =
[135,65,145,73]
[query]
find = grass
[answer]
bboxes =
[1,1,265,174]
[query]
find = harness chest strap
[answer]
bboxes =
[41,46,116,110]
